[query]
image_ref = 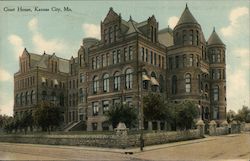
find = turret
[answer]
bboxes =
[173,4,206,47]
[207,28,226,121]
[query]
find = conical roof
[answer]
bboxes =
[176,5,198,26]
[207,28,224,45]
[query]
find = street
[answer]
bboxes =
[0,132,249,160]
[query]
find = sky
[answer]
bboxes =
[0,0,249,116]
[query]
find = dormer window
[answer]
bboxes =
[109,26,113,43]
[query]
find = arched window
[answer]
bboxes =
[30,91,33,104]
[51,91,56,103]
[42,91,47,101]
[60,93,64,106]
[159,75,164,93]
[213,85,219,101]
[103,73,109,92]
[24,91,28,105]
[172,75,177,94]
[15,94,19,105]
[189,54,193,67]
[93,76,99,94]
[114,72,120,91]
[185,73,191,93]
[125,68,133,89]
[142,70,149,90]
[20,93,23,105]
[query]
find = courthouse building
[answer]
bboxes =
[13,5,227,131]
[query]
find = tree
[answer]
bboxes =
[34,102,63,133]
[143,93,173,122]
[175,101,199,130]
[19,112,34,134]
[234,106,250,123]
[227,110,236,123]
[105,103,137,129]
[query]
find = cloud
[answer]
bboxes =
[82,23,100,39]
[221,7,249,37]
[0,68,12,82]
[28,18,69,57]
[227,69,249,111]
[233,48,250,69]
[28,17,38,32]
[8,34,24,59]
[168,16,179,29]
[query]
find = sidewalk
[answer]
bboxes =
[2,136,217,154]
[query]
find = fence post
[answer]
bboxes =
[221,120,229,134]
[196,120,205,137]
[209,120,217,136]
[115,122,128,149]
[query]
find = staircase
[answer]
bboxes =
[63,121,85,132]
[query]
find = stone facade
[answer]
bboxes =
[13,5,227,131]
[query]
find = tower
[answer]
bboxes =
[207,28,226,121]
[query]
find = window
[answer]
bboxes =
[125,68,133,89]
[158,55,161,67]
[183,30,187,45]
[213,107,219,119]
[129,46,133,60]
[124,47,128,61]
[159,75,164,93]
[172,76,177,94]
[145,49,148,62]
[169,57,173,70]
[189,30,193,45]
[150,51,153,64]
[196,30,199,45]
[92,123,98,131]
[151,72,157,92]
[154,53,157,65]
[79,88,84,103]
[102,54,106,67]
[106,53,110,66]
[113,99,121,106]
[114,72,120,91]
[125,97,133,107]
[117,49,121,63]
[103,100,109,114]
[15,94,19,105]
[185,74,191,93]
[175,56,179,68]
[109,26,113,43]
[151,26,154,42]
[25,91,29,105]
[60,93,64,106]
[31,90,35,104]
[114,25,118,41]
[183,54,186,67]
[113,51,117,64]
[217,53,221,63]
[93,76,99,94]
[51,92,56,103]
[96,56,100,69]
[92,102,99,116]
[92,58,96,69]
[213,85,219,101]
[42,91,47,101]
[103,74,109,92]
[104,29,108,43]
[189,54,193,67]
[80,73,84,83]
[141,47,145,61]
